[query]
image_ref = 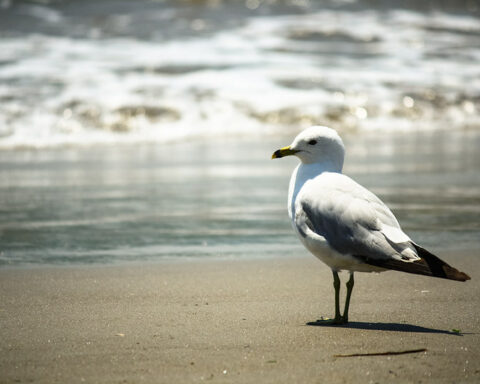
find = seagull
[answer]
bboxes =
[272,126,470,325]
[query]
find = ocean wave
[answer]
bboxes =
[0,7,479,148]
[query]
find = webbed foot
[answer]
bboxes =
[308,316,347,326]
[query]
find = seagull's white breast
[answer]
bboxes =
[288,164,342,266]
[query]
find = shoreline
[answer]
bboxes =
[1,253,479,383]
[1,244,478,271]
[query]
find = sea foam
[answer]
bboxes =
[0,7,479,149]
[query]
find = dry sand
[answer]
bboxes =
[1,253,479,383]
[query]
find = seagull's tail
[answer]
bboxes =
[358,244,471,281]
[410,244,471,281]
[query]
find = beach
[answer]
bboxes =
[1,253,479,383]
[1,1,480,382]
[0,115,479,384]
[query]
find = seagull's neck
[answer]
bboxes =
[301,160,343,174]
[295,161,343,190]
[288,161,342,220]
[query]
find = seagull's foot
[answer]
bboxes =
[309,316,348,326]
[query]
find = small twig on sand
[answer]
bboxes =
[334,348,427,358]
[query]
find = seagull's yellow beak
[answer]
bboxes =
[271,146,299,159]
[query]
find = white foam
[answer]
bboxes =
[0,8,479,148]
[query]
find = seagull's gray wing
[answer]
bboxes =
[296,172,470,281]
[297,172,418,262]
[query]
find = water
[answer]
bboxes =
[1,130,479,266]
[0,1,479,266]
[0,0,479,148]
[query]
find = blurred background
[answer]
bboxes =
[0,0,479,266]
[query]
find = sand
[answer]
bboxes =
[1,253,479,383]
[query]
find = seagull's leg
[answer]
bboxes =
[313,270,344,325]
[332,270,342,323]
[342,272,354,323]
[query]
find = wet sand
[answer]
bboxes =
[1,253,479,383]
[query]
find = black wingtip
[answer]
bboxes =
[355,245,471,282]
[412,244,471,282]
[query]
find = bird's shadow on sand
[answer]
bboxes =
[306,321,468,335]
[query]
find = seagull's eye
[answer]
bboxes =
[308,139,317,145]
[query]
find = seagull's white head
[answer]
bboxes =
[272,126,345,171]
